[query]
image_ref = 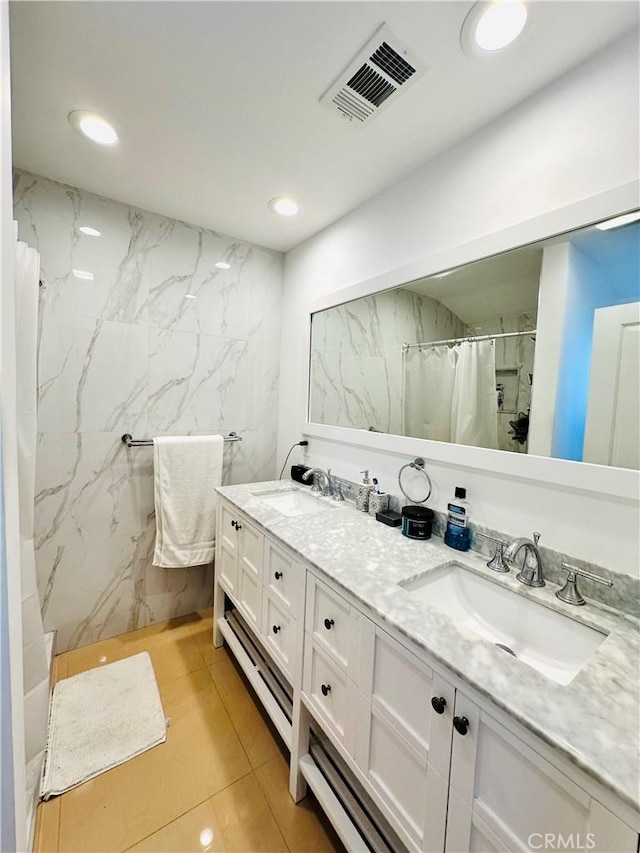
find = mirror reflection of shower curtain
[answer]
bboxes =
[403,340,498,449]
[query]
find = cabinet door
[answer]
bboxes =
[446,691,638,853]
[264,539,305,618]
[356,622,455,852]
[218,541,238,595]
[236,517,264,633]
[218,501,239,558]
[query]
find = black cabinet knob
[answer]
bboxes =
[272,625,281,634]
[453,716,469,736]
[236,524,242,530]
[431,696,447,715]
[231,520,236,529]
[321,683,331,697]
[274,571,283,580]
[323,618,335,630]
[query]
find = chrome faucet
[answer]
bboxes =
[302,467,333,497]
[504,532,545,588]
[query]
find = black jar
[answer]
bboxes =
[401,505,434,540]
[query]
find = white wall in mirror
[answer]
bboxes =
[277,33,640,578]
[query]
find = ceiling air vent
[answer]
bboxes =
[320,24,426,126]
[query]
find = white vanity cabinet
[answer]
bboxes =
[215,498,264,633]
[354,620,454,852]
[299,575,639,853]
[445,690,639,853]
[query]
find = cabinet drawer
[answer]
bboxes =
[262,593,297,682]
[264,539,305,617]
[305,575,355,670]
[303,639,355,754]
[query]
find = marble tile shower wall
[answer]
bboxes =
[309,289,466,432]
[13,171,284,651]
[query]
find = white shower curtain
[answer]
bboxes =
[403,340,498,449]
[14,239,49,829]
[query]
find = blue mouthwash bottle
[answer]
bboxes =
[444,487,470,551]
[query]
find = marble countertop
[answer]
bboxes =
[216,480,640,814]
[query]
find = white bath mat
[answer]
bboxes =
[40,651,167,799]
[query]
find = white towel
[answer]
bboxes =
[153,435,223,568]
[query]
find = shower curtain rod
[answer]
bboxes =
[402,329,537,352]
[121,432,242,447]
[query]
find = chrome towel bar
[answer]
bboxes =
[122,432,242,448]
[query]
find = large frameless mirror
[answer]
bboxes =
[308,212,640,469]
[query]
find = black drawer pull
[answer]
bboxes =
[453,716,469,736]
[272,625,281,634]
[274,571,283,580]
[431,696,446,715]
[323,618,335,630]
[321,683,331,697]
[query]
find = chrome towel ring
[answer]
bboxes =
[398,457,433,505]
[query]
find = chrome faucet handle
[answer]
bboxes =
[533,532,541,545]
[332,482,344,502]
[556,563,613,606]
[322,469,334,498]
[310,473,322,494]
[475,532,509,573]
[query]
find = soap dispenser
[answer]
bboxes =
[355,470,374,512]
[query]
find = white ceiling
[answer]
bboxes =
[404,246,542,325]
[9,1,639,252]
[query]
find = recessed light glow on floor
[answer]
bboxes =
[215,262,231,270]
[69,110,119,146]
[78,226,102,237]
[268,197,300,217]
[72,269,94,281]
[595,211,640,231]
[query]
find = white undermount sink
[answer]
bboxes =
[399,563,608,685]
[252,487,335,518]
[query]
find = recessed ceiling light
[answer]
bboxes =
[461,1,528,55]
[72,269,94,281]
[184,294,197,300]
[215,262,231,270]
[78,226,101,237]
[268,197,300,217]
[595,211,640,231]
[68,110,119,146]
[434,271,453,278]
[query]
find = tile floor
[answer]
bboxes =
[34,610,343,853]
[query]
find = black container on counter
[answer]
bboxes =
[401,505,434,540]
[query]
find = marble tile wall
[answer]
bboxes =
[13,171,283,651]
[309,289,466,433]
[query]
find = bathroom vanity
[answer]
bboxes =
[213,482,640,853]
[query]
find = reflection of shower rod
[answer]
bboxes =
[402,329,537,352]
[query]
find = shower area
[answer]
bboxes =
[4,231,51,847]
[401,328,537,452]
